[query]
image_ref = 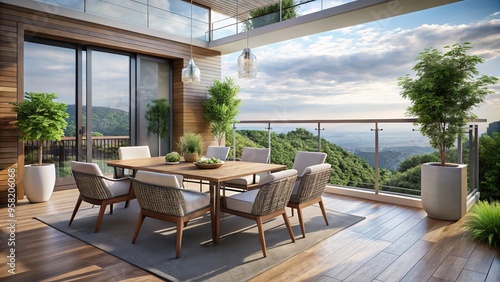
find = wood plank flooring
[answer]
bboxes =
[0,187,498,281]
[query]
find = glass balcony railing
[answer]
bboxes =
[33,0,209,41]
[229,118,484,199]
[210,0,356,41]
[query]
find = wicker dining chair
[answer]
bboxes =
[222,147,271,194]
[69,161,135,233]
[292,151,327,177]
[287,163,332,238]
[221,169,298,257]
[117,145,151,178]
[131,170,212,258]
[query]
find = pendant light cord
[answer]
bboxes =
[190,0,193,58]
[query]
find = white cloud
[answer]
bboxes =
[224,17,500,127]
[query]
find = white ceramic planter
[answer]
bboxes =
[421,162,467,221]
[23,164,56,203]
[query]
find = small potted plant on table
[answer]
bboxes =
[178,132,202,162]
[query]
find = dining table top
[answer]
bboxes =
[106,156,288,183]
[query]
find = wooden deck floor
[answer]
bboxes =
[0,187,498,281]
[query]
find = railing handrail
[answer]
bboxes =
[236,118,487,124]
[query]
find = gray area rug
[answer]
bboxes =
[36,200,364,281]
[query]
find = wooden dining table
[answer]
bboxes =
[106,156,287,243]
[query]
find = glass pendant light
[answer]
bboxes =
[182,0,201,83]
[238,19,257,79]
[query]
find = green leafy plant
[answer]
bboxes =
[177,132,202,155]
[464,200,500,248]
[145,98,170,155]
[13,92,69,166]
[165,151,181,162]
[203,78,241,146]
[398,42,498,166]
[246,0,298,30]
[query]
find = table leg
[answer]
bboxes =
[209,181,221,244]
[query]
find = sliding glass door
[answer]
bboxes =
[86,48,131,174]
[24,39,172,182]
[137,55,172,157]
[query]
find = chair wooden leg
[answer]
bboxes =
[291,207,294,217]
[282,212,295,243]
[109,203,113,214]
[297,207,306,238]
[94,204,107,233]
[176,218,184,258]
[131,211,146,244]
[319,199,329,226]
[124,200,130,208]
[199,180,203,192]
[256,217,267,257]
[69,196,83,226]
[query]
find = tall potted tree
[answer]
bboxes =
[145,98,170,156]
[13,92,69,202]
[398,42,498,220]
[203,77,241,146]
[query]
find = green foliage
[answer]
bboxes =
[479,133,500,201]
[13,92,69,166]
[398,153,439,172]
[383,165,422,193]
[65,105,129,136]
[233,128,375,188]
[165,151,181,162]
[398,42,498,166]
[247,0,298,29]
[204,78,241,145]
[464,201,500,248]
[145,98,170,139]
[487,121,500,137]
[177,132,202,155]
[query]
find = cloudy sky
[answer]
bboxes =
[221,0,500,133]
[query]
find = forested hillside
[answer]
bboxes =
[65,105,129,136]
[228,128,376,188]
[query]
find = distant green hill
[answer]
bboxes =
[65,105,129,136]
[229,128,376,188]
[354,146,435,170]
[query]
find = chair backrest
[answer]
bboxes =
[241,147,270,163]
[70,161,113,199]
[251,169,298,216]
[292,151,327,176]
[118,146,151,160]
[290,163,332,204]
[133,171,185,216]
[134,170,181,188]
[206,146,230,161]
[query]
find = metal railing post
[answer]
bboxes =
[266,123,272,163]
[315,123,324,152]
[371,122,381,194]
[233,123,237,160]
[457,134,462,163]
[474,125,479,191]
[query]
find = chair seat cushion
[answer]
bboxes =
[224,174,260,186]
[182,190,211,213]
[106,179,131,197]
[225,189,259,213]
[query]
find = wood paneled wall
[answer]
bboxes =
[0,3,222,201]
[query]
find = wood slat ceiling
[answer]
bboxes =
[193,0,278,18]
